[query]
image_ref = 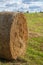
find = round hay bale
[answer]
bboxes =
[0,12,28,60]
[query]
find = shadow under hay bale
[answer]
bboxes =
[0,12,28,60]
[0,58,28,65]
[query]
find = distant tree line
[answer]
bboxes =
[17,10,43,13]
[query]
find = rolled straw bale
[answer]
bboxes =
[0,12,28,60]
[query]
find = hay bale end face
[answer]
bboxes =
[0,12,28,60]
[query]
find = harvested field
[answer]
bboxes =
[0,12,43,65]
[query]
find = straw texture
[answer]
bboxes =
[0,12,28,60]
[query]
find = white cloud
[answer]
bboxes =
[29,2,43,7]
[29,2,43,12]
[0,0,43,12]
[29,8,40,13]
[22,3,29,8]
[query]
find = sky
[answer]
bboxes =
[0,0,43,12]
